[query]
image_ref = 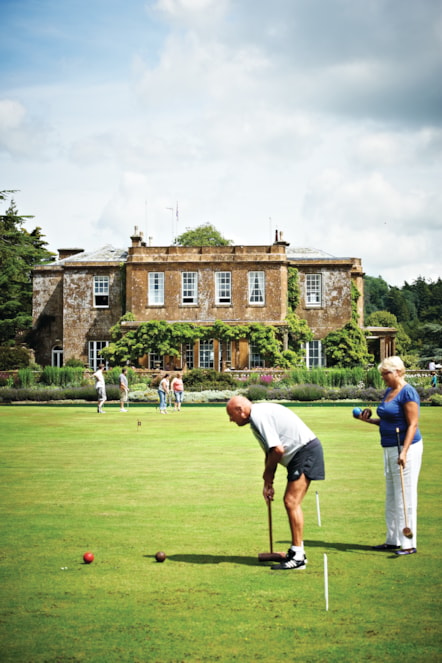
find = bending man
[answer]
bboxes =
[226,396,325,570]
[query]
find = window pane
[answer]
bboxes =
[182,272,197,304]
[248,271,265,304]
[184,343,194,369]
[215,272,231,304]
[94,276,109,307]
[148,272,164,305]
[250,343,264,368]
[307,340,324,368]
[88,341,109,370]
[199,340,214,368]
[148,352,162,369]
[306,274,321,306]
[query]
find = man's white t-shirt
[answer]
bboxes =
[249,402,316,467]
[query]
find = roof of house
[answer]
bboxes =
[286,247,336,259]
[56,245,128,264]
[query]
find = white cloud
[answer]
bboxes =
[0,0,440,288]
[0,98,54,159]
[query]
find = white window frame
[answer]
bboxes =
[248,271,265,305]
[93,276,109,308]
[184,343,194,369]
[51,346,63,368]
[88,341,109,370]
[199,339,214,368]
[218,341,231,365]
[182,272,198,305]
[148,272,164,306]
[249,343,265,368]
[306,274,322,307]
[306,340,325,368]
[148,352,163,369]
[215,271,232,305]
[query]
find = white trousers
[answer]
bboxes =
[383,440,423,549]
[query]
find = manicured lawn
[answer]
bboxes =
[0,404,440,662]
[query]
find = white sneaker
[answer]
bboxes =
[271,549,307,571]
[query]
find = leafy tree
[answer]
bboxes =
[416,322,442,362]
[323,320,373,368]
[364,275,390,318]
[102,320,202,366]
[284,312,312,365]
[0,193,55,345]
[103,316,303,369]
[407,277,432,318]
[365,310,412,355]
[385,286,413,322]
[174,223,232,246]
[247,323,279,363]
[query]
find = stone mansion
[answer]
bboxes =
[32,229,395,370]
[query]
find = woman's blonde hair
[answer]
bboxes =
[378,355,406,376]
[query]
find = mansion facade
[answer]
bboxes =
[32,228,394,370]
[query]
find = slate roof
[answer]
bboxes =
[286,246,336,259]
[56,245,128,264]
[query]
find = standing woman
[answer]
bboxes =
[171,372,184,411]
[158,373,170,414]
[357,356,423,555]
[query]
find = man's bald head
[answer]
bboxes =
[226,396,252,426]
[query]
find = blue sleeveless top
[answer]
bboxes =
[376,383,421,448]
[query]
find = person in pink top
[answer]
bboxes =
[171,372,184,411]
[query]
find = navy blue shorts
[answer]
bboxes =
[286,438,325,482]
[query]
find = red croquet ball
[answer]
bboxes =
[83,552,94,564]
[155,551,166,563]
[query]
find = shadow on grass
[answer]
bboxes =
[280,539,378,553]
[145,541,383,566]
[146,554,260,565]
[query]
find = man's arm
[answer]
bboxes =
[263,445,284,501]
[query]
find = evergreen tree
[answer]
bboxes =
[364,275,389,317]
[0,193,55,344]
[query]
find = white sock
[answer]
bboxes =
[290,545,304,560]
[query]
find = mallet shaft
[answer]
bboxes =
[267,499,273,553]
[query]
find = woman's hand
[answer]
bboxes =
[398,449,407,468]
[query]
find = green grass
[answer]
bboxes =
[0,404,441,662]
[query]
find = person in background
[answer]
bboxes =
[171,372,184,411]
[158,373,170,414]
[93,364,107,414]
[226,396,325,571]
[119,368,129,412]
[428,359,436,371]
[430,372,438,388]
[356,356,423,555]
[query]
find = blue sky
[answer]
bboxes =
[1,0,441,286]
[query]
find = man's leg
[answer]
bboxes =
[284,474,311,546]
[270,475,311,571]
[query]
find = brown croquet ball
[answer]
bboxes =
[362,408,372,418]
[155,551,166,563]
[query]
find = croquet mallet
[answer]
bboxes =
[396,427,413,539]
[258,499,286,562]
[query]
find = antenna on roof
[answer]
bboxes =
[145,200,149,243]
